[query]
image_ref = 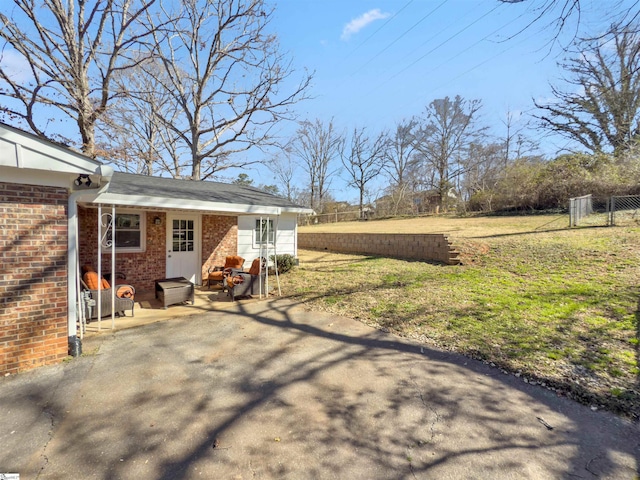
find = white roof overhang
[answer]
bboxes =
[92,192,283,215]
[0,123,102,174]
[0,123,111,188]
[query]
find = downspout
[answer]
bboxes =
[67,165,113,354]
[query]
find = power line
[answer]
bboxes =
[345,2,509,114]
[343,0,415,61]
[389,2,504,83]
[395,0,486,65]
[352,0,449,75]
[427,27,541,99]
[401,3,530,83]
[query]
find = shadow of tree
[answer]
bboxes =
[0,298,637,478]
[283,257,640,420]
[1,215,68,371]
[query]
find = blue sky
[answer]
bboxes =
[235,0,632,200]
[0,0,631,203]
[269,0,611,135]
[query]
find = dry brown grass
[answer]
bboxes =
[299,213,569,237]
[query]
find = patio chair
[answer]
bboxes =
[207,255,245,289]
[225,257,269,301]
[81,267,135,319]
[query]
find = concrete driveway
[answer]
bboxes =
[1,298,638,479]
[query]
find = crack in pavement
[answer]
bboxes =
[409,367,440,444]
[584,454,603,477]
[34,406,57,479]
[30,340,105,479]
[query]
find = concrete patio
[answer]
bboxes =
[82,283,273,335]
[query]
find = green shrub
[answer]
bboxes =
[270,254,296,274]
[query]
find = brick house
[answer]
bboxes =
[0,122,311,375]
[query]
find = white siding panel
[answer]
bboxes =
[237,214,299,261]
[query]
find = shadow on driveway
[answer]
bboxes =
[0,298,638,479]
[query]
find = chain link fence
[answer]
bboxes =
[569,194,593,227]
[298,195,640,227]
[569,195,640,227]
[298,209,372,225]
[609,195,640,226]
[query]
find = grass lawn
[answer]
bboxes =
[279,214,640,418]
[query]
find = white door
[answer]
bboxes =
[166,213,201,284]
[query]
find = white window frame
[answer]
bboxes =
[254,218,275,247]
[102,209,146,253]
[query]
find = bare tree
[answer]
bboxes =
[384,118,420,186]
[414,96,486,209]
[267,149,298,201]
[535,25,640,157]
[97,60,181,175]
[340,127,388,219]
[498,1,639,47]
[503,110,521,166]
[0,0,159,157]
[147,0,311,180]
[290,119,342,212]
[383,118,421,215]
[461,142,506,212]
[501,109,541,167]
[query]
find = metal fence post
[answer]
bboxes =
[569,198,575,227]
[611,196,616,226]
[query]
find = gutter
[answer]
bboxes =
[67,165,114,353]
[92,193,284,215]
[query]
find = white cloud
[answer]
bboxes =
[341,8,390,41]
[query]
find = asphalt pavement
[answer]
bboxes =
[0,298,638,479]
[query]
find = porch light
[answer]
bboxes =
[74,174,92,187]
[154,216,162,225]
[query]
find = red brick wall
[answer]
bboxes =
[79,209,166,291]
[79,210,238,289]
[201,215,238,280]
[0,182,69,374]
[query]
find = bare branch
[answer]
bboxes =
[534,24,640,156]
[0,0,160,156]
[290,119,343,212]
[340,127,388,218]
[414,96,487,209]
[144,0,312,180]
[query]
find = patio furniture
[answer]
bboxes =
[226,257,269,301]
[81,269,135,319]
[82,264,128,286]
[155,277,195,309]
[207,255,245,289]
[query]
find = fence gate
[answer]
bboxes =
[610,195,640,226]
[569,194,640,227]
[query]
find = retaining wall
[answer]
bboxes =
[298,233,460,265]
